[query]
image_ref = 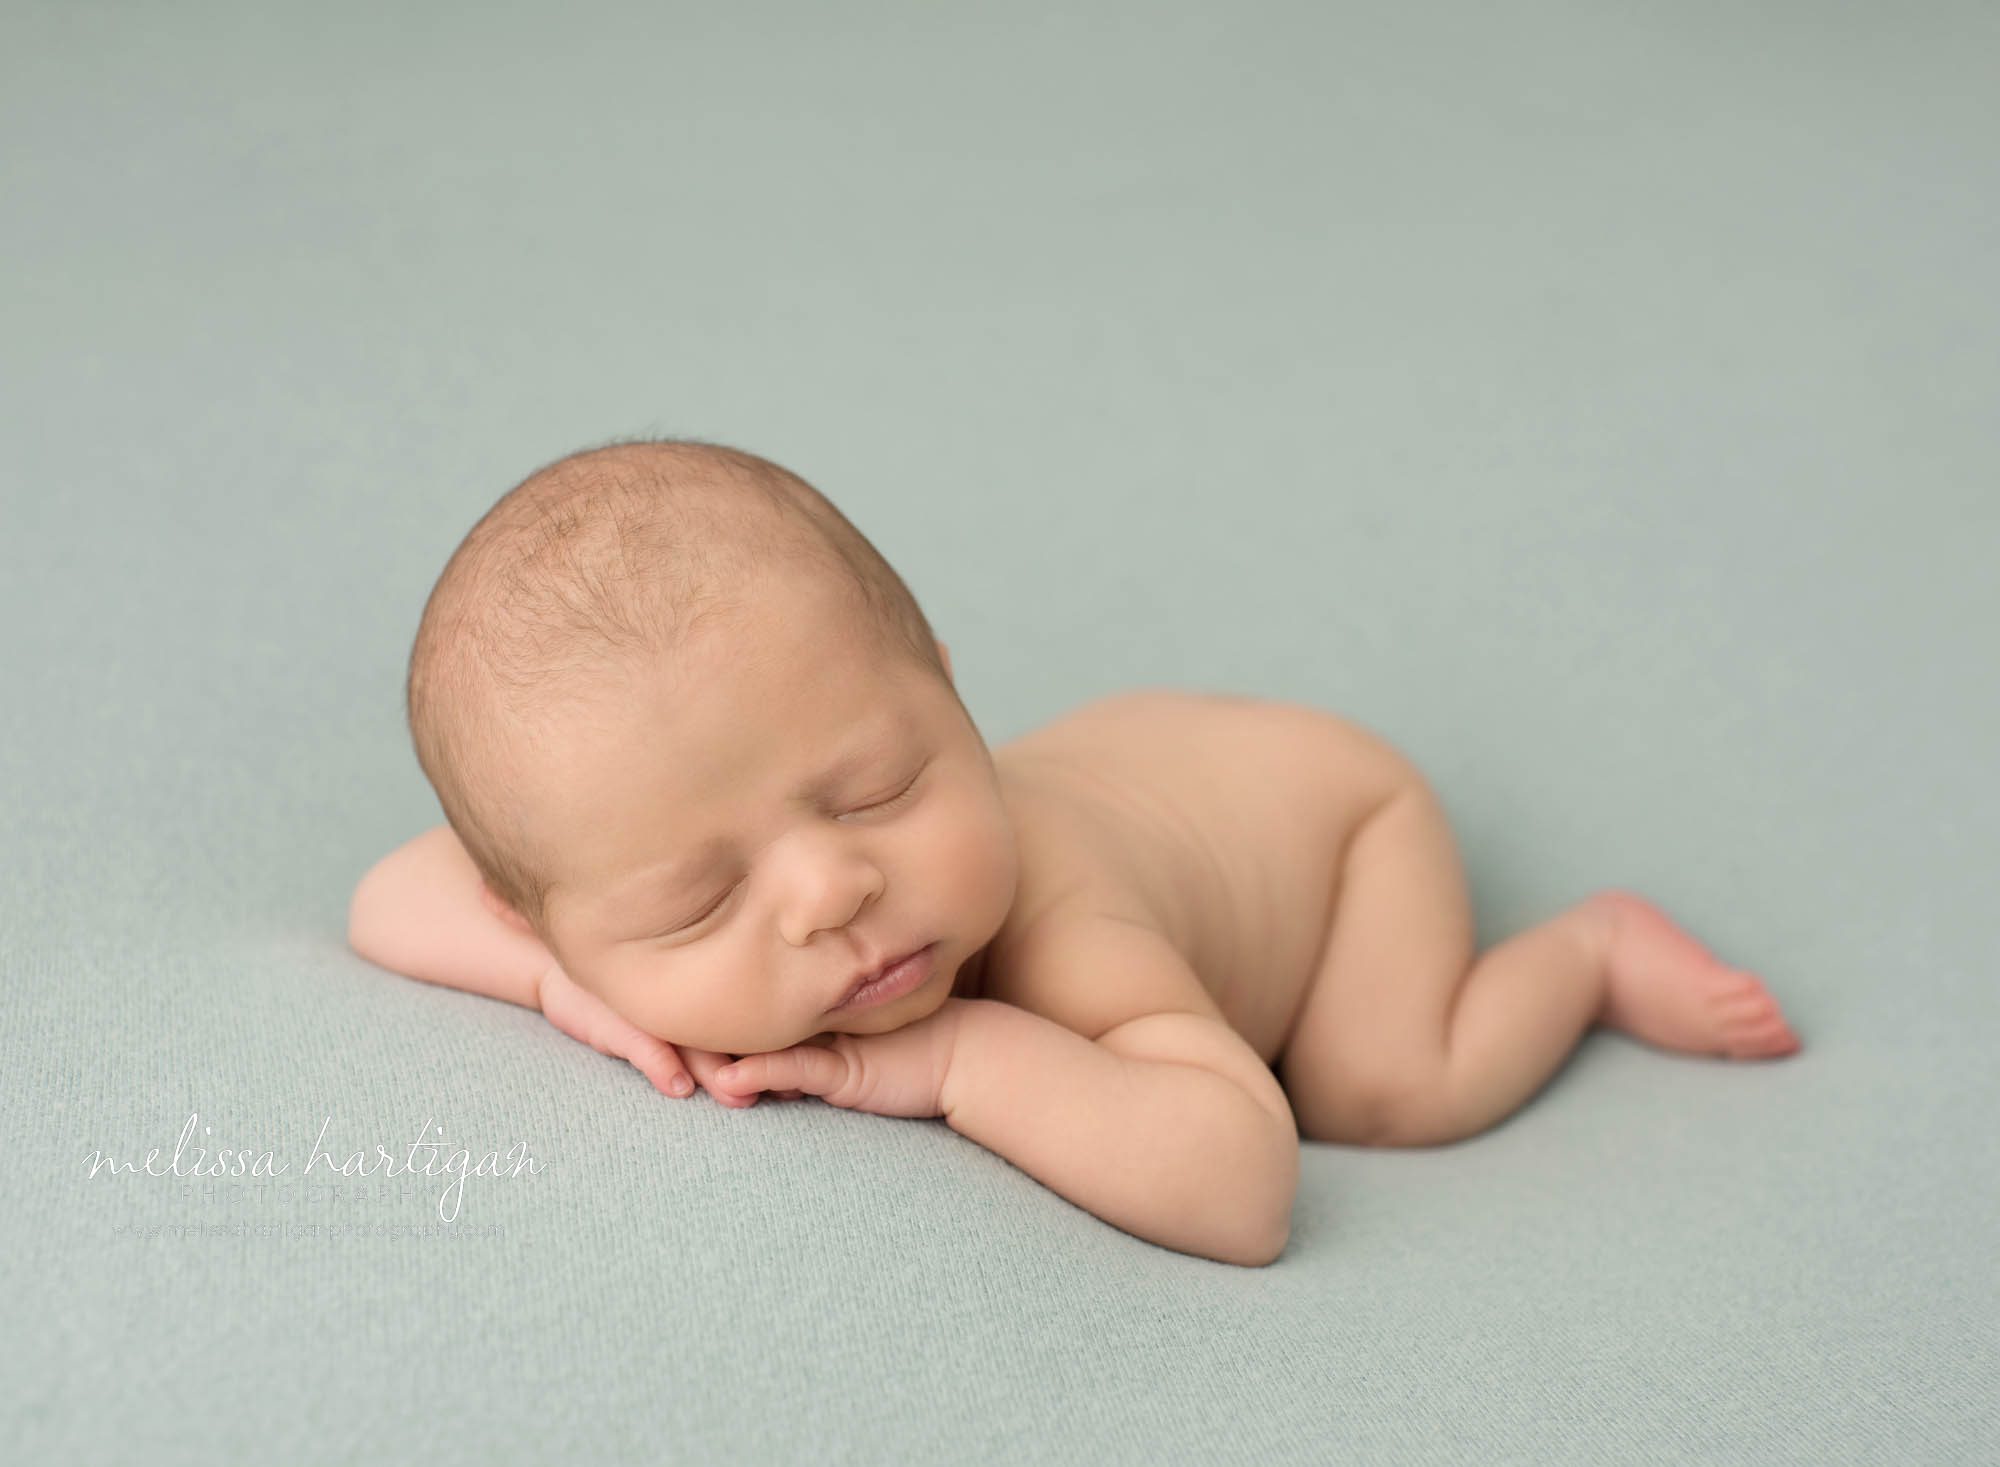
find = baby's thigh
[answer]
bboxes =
[1275,763,1479,1141]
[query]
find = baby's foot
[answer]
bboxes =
[1584,890,1803,1059]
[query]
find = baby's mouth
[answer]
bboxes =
[826,943,934,1013]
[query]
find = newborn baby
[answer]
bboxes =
[348,437,1803,1267]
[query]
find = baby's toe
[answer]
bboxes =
[1732,1023,1802,1058]
[1715,987,1778,1021]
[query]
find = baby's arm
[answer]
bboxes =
[942,1000,1298,1267]
[345,825,725,1100]
[346,824,551,1009]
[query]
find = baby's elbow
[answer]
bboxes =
[1213,1208,1291,1268]
[1220,1126,1299,1267]
[1244,1186,1297,1268]
[1255,1120,1301,1264]
[345,862,400,966]
[1244,1222,1291,1268]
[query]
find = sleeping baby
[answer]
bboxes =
[347,437,1804,1267]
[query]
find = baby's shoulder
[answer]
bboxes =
[979,898,1224,1043]
[1004,684,1342,756]
[995,686,1358,812]
[984,683,1408,946]
[980,687,1280,948]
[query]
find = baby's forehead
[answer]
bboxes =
[577,644,928,747]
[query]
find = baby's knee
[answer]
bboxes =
[1284,1054,1445,1147]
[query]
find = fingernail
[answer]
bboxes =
[717,1064,739,1080]
[670,1076,693,1097]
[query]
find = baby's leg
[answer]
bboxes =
[1276,775,1802,1148]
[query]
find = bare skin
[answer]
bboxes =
[978,689,1802,1148]
[490,569,1022,1107]
[353,568,1804,1262]
[469,573,1802,1145]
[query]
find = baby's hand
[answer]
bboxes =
[709,1000,971,1118]
[536,962,757,1105]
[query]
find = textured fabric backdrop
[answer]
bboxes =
[4,2,1996,1463]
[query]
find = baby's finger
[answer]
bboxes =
[712,1053,793,1102]
[624,1036,695,1099]
[684,1048,759,1108]
[712,1054,769,1093]
[718,1047,844,1102]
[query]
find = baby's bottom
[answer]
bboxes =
[1274,772,1802,1148]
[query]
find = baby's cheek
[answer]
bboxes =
[939,790,1019,917]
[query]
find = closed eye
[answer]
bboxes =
[649,767,926,940]
[849,767,924,817]
[661,882,737,935]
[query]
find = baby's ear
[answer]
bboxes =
[478,880,533,935]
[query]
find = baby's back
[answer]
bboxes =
[986,688,1411,1063]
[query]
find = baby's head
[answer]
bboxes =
[404,437,1020,1054]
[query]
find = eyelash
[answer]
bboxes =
[659,772,924,935]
